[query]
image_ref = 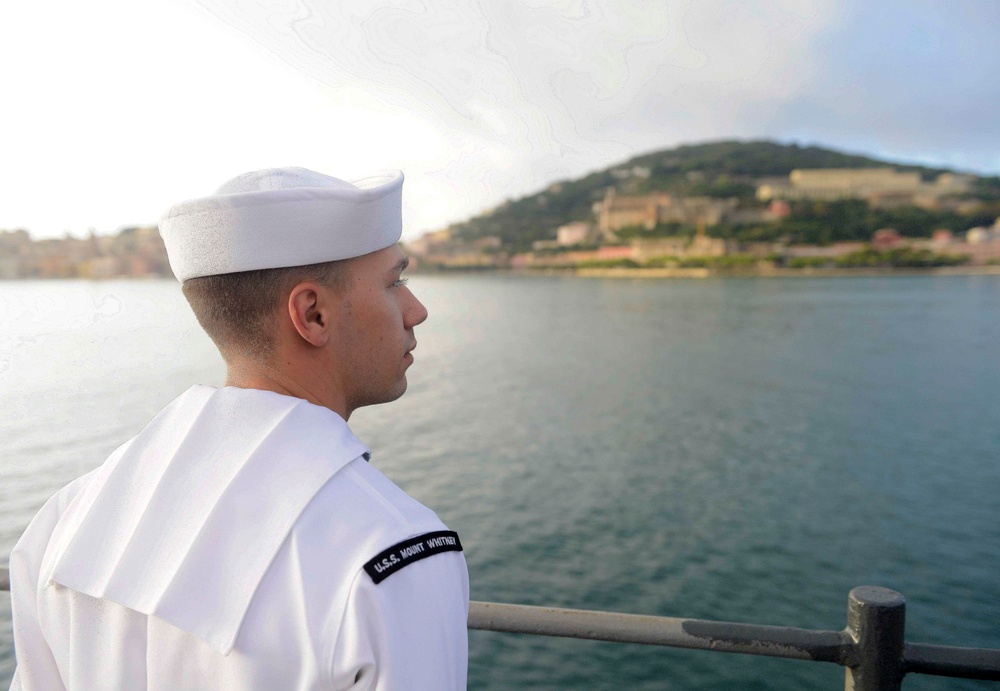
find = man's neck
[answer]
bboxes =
[224,359,350,420]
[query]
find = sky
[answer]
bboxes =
[1,0,998,240]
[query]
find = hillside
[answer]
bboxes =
[446,140,1000,251]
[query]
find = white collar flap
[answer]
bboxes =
[47,385,369,655]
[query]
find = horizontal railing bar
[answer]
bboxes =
[469,601,851,664]
[2,565,999,681]
[905,643,1000,681]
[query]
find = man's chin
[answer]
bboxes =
[389,379,408,402]
[355,379,408,410]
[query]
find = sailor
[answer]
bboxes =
[7,168,469,690]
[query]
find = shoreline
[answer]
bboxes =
[4,265,1000,283]
[415,265,1000,279]
[573,264,1000,279]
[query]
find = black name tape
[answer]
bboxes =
[363,530,463,585]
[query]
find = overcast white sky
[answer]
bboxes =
[1,0,998,240]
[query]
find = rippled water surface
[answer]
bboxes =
[1,275,999,689]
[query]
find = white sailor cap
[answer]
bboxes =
[159,167,404,282]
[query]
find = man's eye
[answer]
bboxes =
[393,277,409,287]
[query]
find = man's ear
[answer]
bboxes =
[287,282,332,347]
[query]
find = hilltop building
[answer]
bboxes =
[756,168,974,204]
[595,189,741,236]
[555,222,592,246]
[595,190,668,235]
[531,222,595,252]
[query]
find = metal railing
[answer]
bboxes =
[469,587,1000,689]
[3,566,999,690]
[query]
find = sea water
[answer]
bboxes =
[1,275,998,689]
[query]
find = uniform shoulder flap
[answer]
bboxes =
[46,385,369,655]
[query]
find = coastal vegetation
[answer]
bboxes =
[611,202,998,245]
[829,247,969,268]
[712,200,997,245]
[545,249,967,272]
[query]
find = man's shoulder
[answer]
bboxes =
[9,463,104,583]
[277,456,461,599]
[257,457,462,641]
[292,457,448,555]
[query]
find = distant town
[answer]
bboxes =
[0,226,171,280]
[3,162,1000,281]
[409,167,1000,272]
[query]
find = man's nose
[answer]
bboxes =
[404,288,428,328]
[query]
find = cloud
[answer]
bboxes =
[0,0,362,235]
[178,0,842,230]
[756,0,1000,173]
[4,0,996,238]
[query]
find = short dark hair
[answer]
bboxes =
[182,260,347,362]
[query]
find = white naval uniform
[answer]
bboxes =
[7,385,469,690]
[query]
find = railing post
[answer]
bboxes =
[845,586,906,691]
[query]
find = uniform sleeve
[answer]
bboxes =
[328,548,469,690]
[7,489,77,691]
